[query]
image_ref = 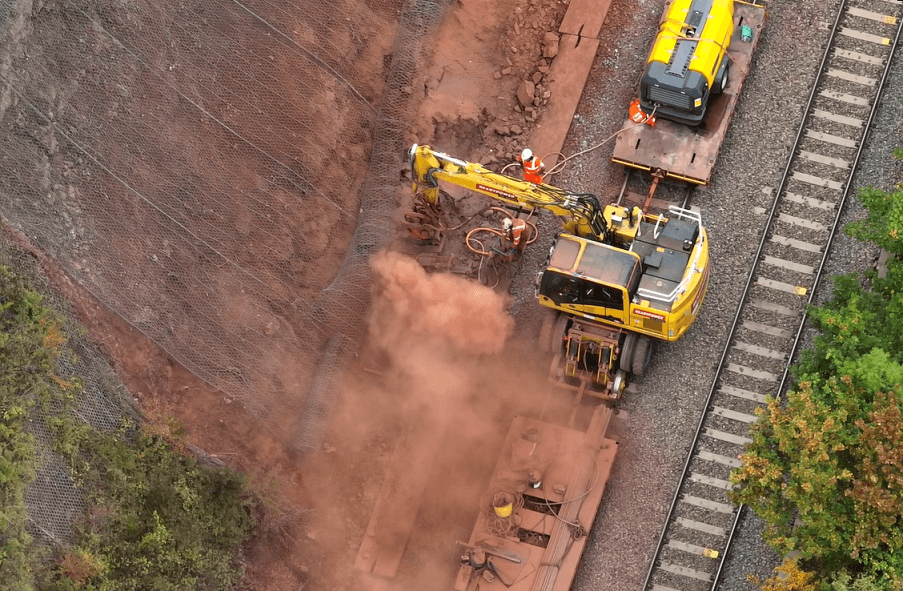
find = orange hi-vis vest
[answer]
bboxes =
[518,155,544,184]
[509,218,527,246]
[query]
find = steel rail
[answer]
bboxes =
[641,0,903,588]
[772,9,903,404]
[711,10,903,588]
[640,3,847,585]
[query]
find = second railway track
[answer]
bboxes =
[642,2,903,591]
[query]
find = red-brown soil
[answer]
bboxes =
[408,0,570,162]
[7,0,574,589]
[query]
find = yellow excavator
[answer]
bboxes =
[408,144,710,400]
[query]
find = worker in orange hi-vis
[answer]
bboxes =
[503,217,528,255]
[516,148,545,184]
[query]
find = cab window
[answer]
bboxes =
[582,283,625,310]
[542,272,625,310]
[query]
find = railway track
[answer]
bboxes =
[642,2,903,591]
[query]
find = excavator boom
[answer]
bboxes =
[409,144,608,241]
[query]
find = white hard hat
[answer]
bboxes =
[503,218,513,230]
[521,148,533,160]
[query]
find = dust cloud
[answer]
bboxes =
[369,250,514,353]
[362,250,547,590]
[304,250,554,591]
[368,249,515,414]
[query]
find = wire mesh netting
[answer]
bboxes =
[25,445,85,547]
[1,0,451,548]
[1,244,140,550]
[0,0,448,442]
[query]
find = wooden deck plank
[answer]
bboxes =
[559,0,614,38]
[531,34,600,169]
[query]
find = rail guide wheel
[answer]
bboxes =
[612,369,628,397]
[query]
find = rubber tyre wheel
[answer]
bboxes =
[538,310,555,353]
[712,62,729,97]
[619,332,637,372]
[630,336,655,377]
[550,313,572,354]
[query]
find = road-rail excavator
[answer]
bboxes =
[408,144,710,401]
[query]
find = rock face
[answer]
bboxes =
[410,0,568,174]
[517,80,536,108]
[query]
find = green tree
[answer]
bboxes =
[847,185,903,257]
[731,183,903,590]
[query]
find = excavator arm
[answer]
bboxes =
[409,144,609,242]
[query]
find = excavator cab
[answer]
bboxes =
[538,235,642,327]
[538,206,708,343]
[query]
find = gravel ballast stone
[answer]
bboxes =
[503,1,903,590]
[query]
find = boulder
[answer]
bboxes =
[517,80,536,108]
[543,32,560,59]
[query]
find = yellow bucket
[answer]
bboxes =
[493,492,514,518]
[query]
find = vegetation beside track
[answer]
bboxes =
[730,180,903,590]
[0,240,258,591]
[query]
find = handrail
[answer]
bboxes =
[635,206,705,303]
